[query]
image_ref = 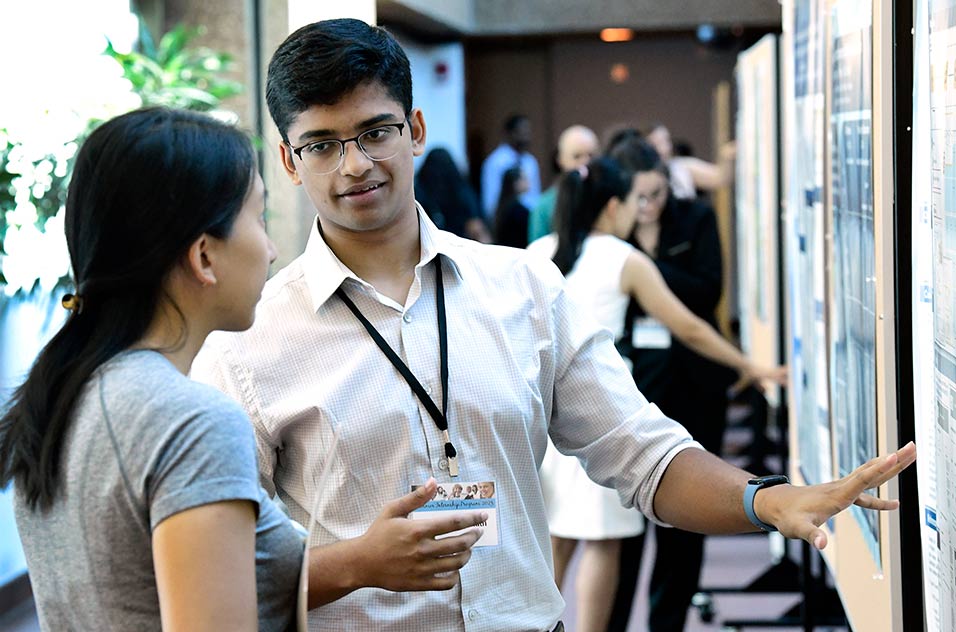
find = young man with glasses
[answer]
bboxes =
[193,18,915,632]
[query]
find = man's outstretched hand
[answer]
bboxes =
[754,442,917,549]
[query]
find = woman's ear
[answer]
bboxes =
[604,196,621,219]
[184,235,217,288]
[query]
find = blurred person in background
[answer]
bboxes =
[646,123,735,200]
[603,125,643,155]
[415,147,491,242]
[606,138,736,632]
[494,166,531,248]
[481,113,541,220]
[528,157,784,632]
[528,124,600,243]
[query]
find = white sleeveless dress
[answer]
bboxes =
[526,233,646,540]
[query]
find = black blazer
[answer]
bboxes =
[626,196,736,401]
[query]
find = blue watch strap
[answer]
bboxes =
[744,480,781,532]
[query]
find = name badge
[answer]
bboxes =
[409,480,500,546]
[632,317,672,349]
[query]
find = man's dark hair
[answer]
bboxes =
[266,18,412,141]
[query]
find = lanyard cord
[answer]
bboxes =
[334,258,458,474]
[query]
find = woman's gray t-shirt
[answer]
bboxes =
[14,350,303,631]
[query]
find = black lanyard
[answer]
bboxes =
[334,257,459,476]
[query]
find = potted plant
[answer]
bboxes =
[0,21,243,386]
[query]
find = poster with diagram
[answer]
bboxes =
[735,34,781,407]
[827,0,880,565]
[918,1,956,629]
[785,0,832,487]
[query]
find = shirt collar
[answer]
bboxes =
[302,202,465,312]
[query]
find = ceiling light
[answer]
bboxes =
[600,28,634,43]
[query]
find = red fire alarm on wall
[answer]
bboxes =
[434,61,449,83]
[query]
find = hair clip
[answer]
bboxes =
[61,294,84,314]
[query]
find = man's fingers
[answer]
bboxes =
[418,511,488,538]
[382,479,437,518]
[845,443,917,497]
[788,519,829,550]
[853,492,900,511]
[425,549,474,574]
[420,570,461,591]
[810,527,828,550]
[895,441,918,469]
[423,527,483,557]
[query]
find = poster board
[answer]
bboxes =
[780,0,905,629]
[915,0,956,629]
[783,0,833,493]
[735,35,782,407]
[823,0,904,629]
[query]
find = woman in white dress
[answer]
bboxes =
[527,157,784,632]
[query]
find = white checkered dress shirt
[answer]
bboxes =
[192,207,700,632]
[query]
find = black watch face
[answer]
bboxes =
[748,474,790,487]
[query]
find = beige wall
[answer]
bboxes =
[163,0,254,125]
[381,0,779,35]
[466,34,752,185]
[472,0,779,33]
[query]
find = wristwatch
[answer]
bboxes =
[743,474,790,532]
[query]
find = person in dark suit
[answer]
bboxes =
[606,139,737,632]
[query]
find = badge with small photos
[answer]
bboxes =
[409,480,500,546]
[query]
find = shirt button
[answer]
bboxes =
[438,458,448,471]
[424,383,432,394]
[403,313,412,323]
[467,609,479,621]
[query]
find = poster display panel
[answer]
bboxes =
[919,1,956,629]
[735,35,781,406]
[786,0,833,487]
[827,0,880,565]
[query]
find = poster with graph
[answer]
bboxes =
[780,0,905,629]
[735,34,781,407]
[917,1,956,629]
[785,0,832,488]
[827,0,880,566]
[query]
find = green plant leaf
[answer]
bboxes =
[158,24,198,65]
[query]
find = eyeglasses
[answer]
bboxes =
[637,186,667,209]
[289,122,407,175]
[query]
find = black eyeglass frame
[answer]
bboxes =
[287,121,408,174]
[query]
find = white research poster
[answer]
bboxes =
[920,0,956,629]
[786,0,832,487]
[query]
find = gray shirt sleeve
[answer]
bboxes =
[97,360,263,530]
[144,401,262,530]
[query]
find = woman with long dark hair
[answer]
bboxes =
[493,166,531,247]
[415,147,490,242]
[527,157,784,632]
[0,108,303,631]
